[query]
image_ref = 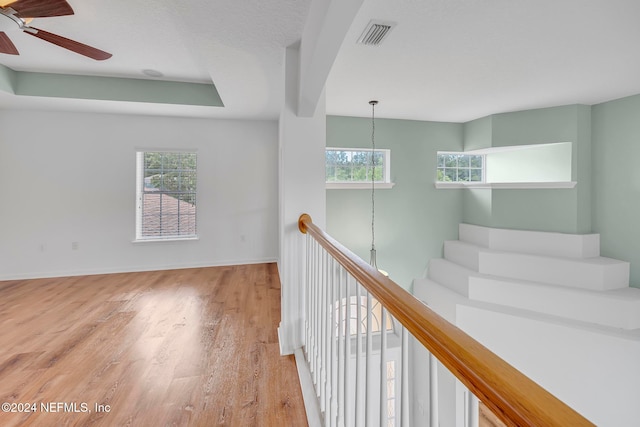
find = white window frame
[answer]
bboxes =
[435,144,577,189]
[326,147,394,189]
[134,150,198,242]
[436,151,485,185]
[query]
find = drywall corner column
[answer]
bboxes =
[575,105,592,233]
[462,116,493,226]
[463,115,492,151]
[278,44,327,355]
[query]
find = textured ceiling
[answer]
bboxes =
[0,0,639,122]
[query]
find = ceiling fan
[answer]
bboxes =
[0,0,111,60]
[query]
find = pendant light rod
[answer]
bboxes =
[369,100,378,268]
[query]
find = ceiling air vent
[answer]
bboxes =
[357,20,395,46]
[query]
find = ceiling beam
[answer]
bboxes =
[297,0,364,117]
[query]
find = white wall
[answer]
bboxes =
[0,110,279,279]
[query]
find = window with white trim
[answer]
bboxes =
[437,152,484,183]
[135,151,197,240]
[436,143,575,189]
[326,148,392,187]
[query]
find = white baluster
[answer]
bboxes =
[304,235,311,360]
[330,260,339,427]
[429,353,439,427]
[304,240,316,362]
[355,282,363,427]
[319,249,327,412]
[312,240,318,387]
[401,327,410,427]
[308,239,315,372]
[365,291,373,426]
[465,390,479,427]
[343,270,351,426]
[380,306,388,427]
[337,265,344,427]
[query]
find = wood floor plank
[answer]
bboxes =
[0,264,308,427]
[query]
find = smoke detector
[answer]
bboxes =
[357,20,396,46]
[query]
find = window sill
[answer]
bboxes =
[132,236,199,244]
[326,182,395,190]
[434,181,577,189]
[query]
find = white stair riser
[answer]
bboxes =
[412,278,463,324]
[427,258,473,296]
[459,223,600,258]
[479,252,629,291]
[443,240,480,271]
[444,239,629,291]
[468,276,640,330]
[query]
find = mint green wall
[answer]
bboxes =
[0,65,17,94]
[592,94,640,287]
[326,116,463,290]
[492,105,579,147]
[0,66,224,107]
[462,189,492,226]
[463,115,492,151]
[463,105,592,233]
[490,188,580,232]
[328,97,640,287]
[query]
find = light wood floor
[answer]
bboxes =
[0,263,308,427]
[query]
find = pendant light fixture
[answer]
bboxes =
[368,100,389,277]
[369,100,381,271]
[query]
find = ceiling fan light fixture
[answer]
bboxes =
[0,0,111,60]
[0,5,23,30]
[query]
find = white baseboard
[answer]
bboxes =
[0,257,278,281]
[294,347,323,427]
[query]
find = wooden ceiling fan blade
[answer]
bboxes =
[11,0,73,18]
[24,27,111,60]
[0,31,19,55]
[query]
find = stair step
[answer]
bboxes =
[459,223,600,258]
[444,240,481,270]
[412,277,464,324]
[468,276,640,329]
[444,240,629,291]
[427,258,476,296]
[479,251,629,291]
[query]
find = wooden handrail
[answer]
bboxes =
[298,213,594,427]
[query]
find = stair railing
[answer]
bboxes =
[298,213,594,427]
